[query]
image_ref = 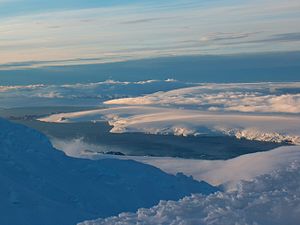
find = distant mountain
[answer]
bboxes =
[0,118,217,225]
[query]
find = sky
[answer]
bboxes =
[0,0,300,70]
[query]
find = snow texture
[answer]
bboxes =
[52,137,300,189]
[0,118,217,225]
[79,160,300,225]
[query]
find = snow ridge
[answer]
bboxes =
[0,118,217,225]
[79,161,300,225]
[216,127,300,145]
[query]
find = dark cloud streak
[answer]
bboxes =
[226,32,300,45]
[120,17,173,25]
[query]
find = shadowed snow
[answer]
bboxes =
[78,161,300,225]
[0,118,217,225]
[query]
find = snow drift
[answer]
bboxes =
[79,161,300,225]
[51,137,300,190]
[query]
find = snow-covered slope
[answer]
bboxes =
[52,137,300,190]
[0,118,217,225]
[78,161,300,225]
[130,146,300,189]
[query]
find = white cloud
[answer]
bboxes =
[105,82,300,113]
[0,79,187,107]
[0,84,44,92]
[34,82,300,144]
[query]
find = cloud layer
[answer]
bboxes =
[36,82,300,144]
[105,82,300,113]
[0,79,187,107]
[1,0,300,68]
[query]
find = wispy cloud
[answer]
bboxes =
[120,17,171,25]
[0,0,299,68]
[199,32,259,42]
[105,82,300,114]
[234,32,300,45]
[0,78,189,107]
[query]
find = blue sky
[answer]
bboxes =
[0,0,300,69]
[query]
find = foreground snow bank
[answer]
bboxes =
[0,118,217,225]
[52,137,300,190]
[132,146,300,188]
[79,161,300,225]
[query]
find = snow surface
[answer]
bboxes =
[50,137,300,224]
[40,106,300,144]
[52,138,300,190]
[78,161,300,225]
[132,146,300,189]
[0,118,217,225]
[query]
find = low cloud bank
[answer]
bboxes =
[105,82,300,114]
[0,79,186,107]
